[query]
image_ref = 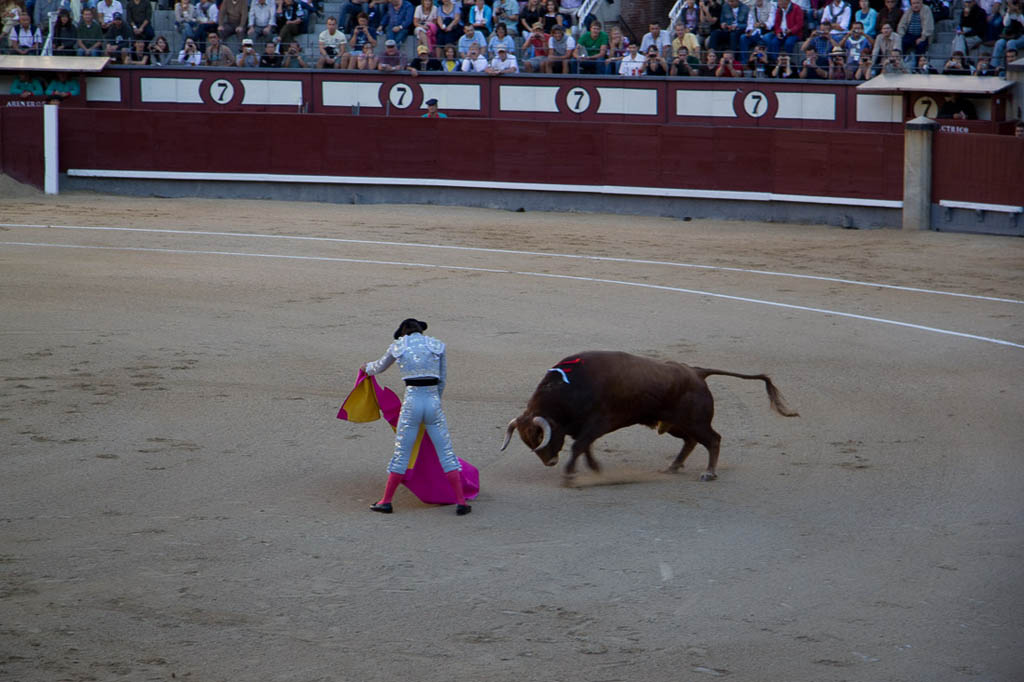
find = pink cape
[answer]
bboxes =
[338,369,480,504]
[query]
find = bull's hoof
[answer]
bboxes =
[560,474,577,488]
[699,471,718,482]
[660,466,683,474]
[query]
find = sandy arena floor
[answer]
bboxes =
[1,177,1022,682]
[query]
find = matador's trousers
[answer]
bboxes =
[387,385,460,474]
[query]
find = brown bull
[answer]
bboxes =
[500,351,798,481]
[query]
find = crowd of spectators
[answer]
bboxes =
[1,0,1021,75]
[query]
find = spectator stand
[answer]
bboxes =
[0,55,109,105]
[855,72,1016,132]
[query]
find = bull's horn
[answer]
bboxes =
[499,419,517,451]
[532,416,551,451]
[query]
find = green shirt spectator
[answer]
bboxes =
[10,73,44,98]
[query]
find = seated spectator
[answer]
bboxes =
[855,0,878,37]
[672,21,701,62]
[672,44,700,75]
[799,44,827,77]
[281,38,308,66]
[175,0,198,42]
[801,20,832,59]
[870,21,898,68]
[10,71,44,99]
[955,0,987,53]
[544,23,575,73]
[277,0,307,46]
[715,48,742,75]
[877,0,902,30]
[96,0,125,29]
[435,0,460,50]
[937,93,976,119]
[619,41,645,75]
[765,0,804,62]
[641,21,672,58]
[218,0,246,42]
[772,51,797,76]
[493,0,518,35]
[194,0,219,49]
[700,0,723,44]
[698,47,719,75]
[643,44,669,74]
[746,42,770,75]
[942,50,970,74]
[487,20,514,58]
[739,0,773,63]
[677,0,701,35]
[149,34,172,65]
[414,0,438,52]
[205,30,235,65]
[8,12,41,54]
[826,47,848,78]
[438,42,458,70]
[177,36,202,63]
[710,0,748,54]
[850,47,872,78]
[914,52,935,72]
[882,46,908,71]
[457,21,486,56]
[486,42,518,72]
[248,0,277,43]
[521,21,548,71]
[52,9,78,55]
[541,0,567,34]
[104,12,134,61]
[126,0,154,42]
[576,19,609,73]
[378,0,413,46]
[238,36,260,65]
[518,0,542,40]
[972,53,996,74]
[345,11,376,63]
[124,37,150,63]
[996,47,1017,75]
[378,36,412,71]
[991,8,1023,67]
[467,0,491,36]
[459,40,488,70]
[45,71,80,100]
[820,0,850,34]
[605,23,629,70]
[259,38,282,65]
[410,42,440,68]
[897,0,933,57]
[317,16,346,67]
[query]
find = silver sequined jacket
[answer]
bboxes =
[365,333,447,395]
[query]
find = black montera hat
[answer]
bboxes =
[394,318,428,339]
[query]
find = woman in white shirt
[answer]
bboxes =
[177,37,202,64]
[413,0,438,53]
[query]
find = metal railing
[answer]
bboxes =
[667,0,685,29]
[576,0,600,26]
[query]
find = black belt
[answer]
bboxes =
[404,377,439,386]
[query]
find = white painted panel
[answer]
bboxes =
[140,77,203,104]
[321,81,383,108]
[418,83,481,110]
[240,79,303,106]
[674,89,736,118]
[499,85,559,112]
[84,76,122,102]
[776,92,836,120]
[595,87,658,115]
[855,93,902,123]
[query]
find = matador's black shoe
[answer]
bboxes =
[455,504,472,516]
[370,502,393,514]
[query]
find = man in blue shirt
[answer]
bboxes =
[377,0,413,48]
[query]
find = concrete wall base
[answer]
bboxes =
[932,205,1024,237]
[60,176,902,231]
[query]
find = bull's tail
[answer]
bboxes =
[693,368,800,417]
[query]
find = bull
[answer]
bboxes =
[500,351,798,482]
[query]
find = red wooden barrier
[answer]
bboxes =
[932,132,1024,206]
[1,105,45,189]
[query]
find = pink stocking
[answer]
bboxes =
[379,472,403,505]
[444,470,467,506]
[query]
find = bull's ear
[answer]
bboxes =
[499,417,518,451]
